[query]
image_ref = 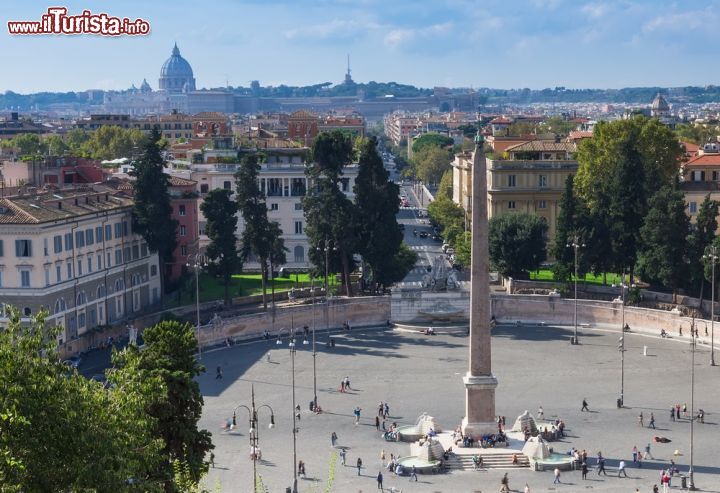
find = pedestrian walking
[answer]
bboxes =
[649,413,656,429]
[380,449,386,466]
[340,448,346,466]
[553,467,561,484]
[377,471,383,490]
[597,457,607,475]
[410,465,418,481]
[340,380,345,393]
[683,403,687,417]
[378,402,384,417]
[357,457,363,476]
[638,412,644,427]
[538,405,544,420]
[331,431,338,447]
[653,484,659,493]
[581,398,589,412]
[581,461,588,479]
[384,402,390,419]
[618,460,628,477]
[524,484,530,493]
[344,376,351,390]
[632,445,638,463]
[500,472,510,492]
[670,406,675,422]
[216,366,223,379]
[354,406,362,425]
[645,442,654,460]
[375,415,380,430]
[637,452,643,468]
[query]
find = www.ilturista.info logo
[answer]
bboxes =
[7,7,150,36]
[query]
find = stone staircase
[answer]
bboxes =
[444,451,530,471]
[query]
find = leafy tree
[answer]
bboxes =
[43,134,68,156]
[488,213,548,277]
[539,116,575,136]
[305,131,358,296]
[130,129,178,298]
[427,196,465,243]
[411,133,454,154]
[688,195,718,300]
[412,145,452,184]
[551,175,587,282]
[200,189,241,306]
[437,169,454,200]
[9,133,45,156]
[0,307,163,492]
[454,231,471,266]
[117,320,213,492]
[506,121,536,136]
[235,153,276,308]
[574,116,682,280]
[86,125,145,160]
[457,123,479,138]
[65,128,91,156]
[635,185,689,301]
[354,137,409,286]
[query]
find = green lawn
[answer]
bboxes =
[529,269,622,286]
[170,272,338,306]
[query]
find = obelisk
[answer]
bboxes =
[461,131,498,436]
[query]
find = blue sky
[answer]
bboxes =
[2,0,720,93]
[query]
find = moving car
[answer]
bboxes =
[419,231,429,238]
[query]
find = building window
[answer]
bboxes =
[132,245,139,260]
[67,261,73,279]
[114,222,122,238]
[97,253,102,269]
[105,224,112,241]
[77,291,86,306]
[294,245,305,263]
[87,257,93,273]
[54,235,62,253]
[115,249,122,265]
[0,271,3,287]
[507,175,516,187]
[64,233,73,250]
[141,243,148,257]
[115,278,125,292]
[96,226,104,242]
[539,175,547,188]
[75,231,85,248]
[294,221,303,235]
[15,240,32,257]
[151,264,158,277]
[180,225,187,236]
[538,200,547,209]
[689,202,698,214]
[270,203,279,211]
[54,298,66,314]
[179,204,186,216]
[77,260,83,276]
[0,240,3,257]
[56,265,61,283]
[508,201,516,209]
[44,267,50,287]
[106,251,111,267]
[223,181,232,190]
[133,291,141,312]
[85,229,94,246]
[44,238,49,256]
[123,221,129,236]
[181,245,188,256]
[295,203,303,211]
[200,184,209,193]
[20,270,30,288]
[692,171,705,182]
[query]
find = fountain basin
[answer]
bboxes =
[396,456,442,474]
[532,453,574,471]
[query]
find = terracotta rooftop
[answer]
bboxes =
[168,175,197,186]
[684,153,720,167]
[568,130,593,140]
[505,140,576,154]
[0,186,132,224]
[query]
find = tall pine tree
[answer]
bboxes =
[130,129,178,298]
[354,137,409,286]
[552,175,578,282]
[200,189,241,306]
[636,184,689,301]
[689,195,719,302]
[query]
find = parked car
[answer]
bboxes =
[419,231,429,238]
[63,355,82,369]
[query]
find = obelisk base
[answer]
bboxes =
[461,373,499,436]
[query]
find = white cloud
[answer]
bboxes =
[642,10,712,33]
[581,3,608,18]
[284,19,382,40]
[383,22,454,48]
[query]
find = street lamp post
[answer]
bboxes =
[232,385,275,493]
[277,328,308,493]
[310,278,318,410]
[618,270,627,408]
[317,239,336,333]
[186,252,207,359]
[566,236,585,345]
[689,319,698,491]
[703,245,717,366]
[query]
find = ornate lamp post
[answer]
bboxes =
[703,245,717,366]
[566,236,585,345]
[232,385,275,493]
[277,327,307,493]
[317,239,336,332]
[186,252,207,358]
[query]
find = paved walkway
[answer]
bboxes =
[199,323,720,492]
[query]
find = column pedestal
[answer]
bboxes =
[461,373,499,436]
